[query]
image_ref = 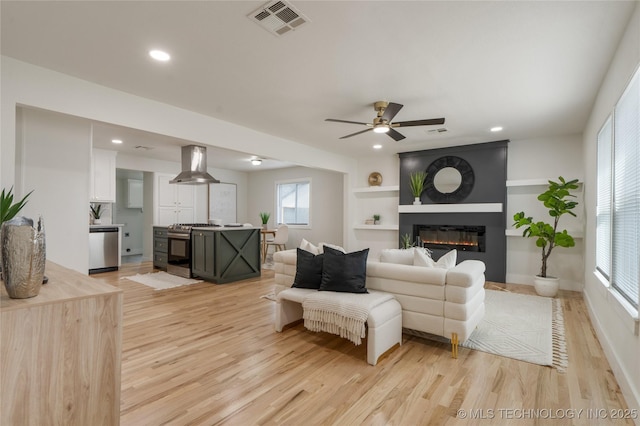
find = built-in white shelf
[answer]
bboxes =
[506,178,583,187]
[398,203,503,213]
[505,228,584,238]
[353,224,399,231]
[353,185,399,193]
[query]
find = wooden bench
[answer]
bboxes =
[275,288,403,365]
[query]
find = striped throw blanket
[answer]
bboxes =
[302,290,394,345]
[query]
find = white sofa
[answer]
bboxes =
[273,248,486,346]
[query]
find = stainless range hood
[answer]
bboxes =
[170,145,220,184]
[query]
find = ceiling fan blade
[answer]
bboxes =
[387,128,406,141]
[325,118,370,126]
[393,118,446,127]
[339,128,373,139]
[381,102,403,122]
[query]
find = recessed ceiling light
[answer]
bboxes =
[373,144,382,150]
[490,126,503,132]
[112,139,123,144]
[149,49,171,62]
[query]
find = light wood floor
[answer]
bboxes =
[92,263,632,425]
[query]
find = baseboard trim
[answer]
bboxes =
[506,273,583,292]
[583,289,640,424]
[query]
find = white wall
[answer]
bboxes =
[16,107,91,274]
[347,155,401,258]
[247,166,344,250]
[506,136,585,291]
[582,3,640,415]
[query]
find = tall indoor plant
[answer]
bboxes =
[512,176,579,296]
[409,171,427,205]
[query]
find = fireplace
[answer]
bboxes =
[414,224,486,252]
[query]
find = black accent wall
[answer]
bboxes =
[398,141,508,282]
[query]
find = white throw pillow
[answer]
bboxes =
[380,248,415,265]
[319,242,346,253]
[414,248,457,269]
[299,238,320,255]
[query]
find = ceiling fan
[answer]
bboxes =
[325,101,445,141]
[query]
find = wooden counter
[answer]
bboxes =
[1,261,123,426]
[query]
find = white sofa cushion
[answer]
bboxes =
[299,238,321,254]
[367,261,447,285]
[380,248,415,265]
[414,248,457,269]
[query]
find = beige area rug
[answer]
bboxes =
[122,272,203,290]
[260,291,276,301]
[461,289,568,372]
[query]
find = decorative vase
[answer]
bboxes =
[533,275,559,297]
[374,220,380,225]
[413,197,422,205]
[1,216,46,299]
[262,223,268,230]
[93,218,102,225]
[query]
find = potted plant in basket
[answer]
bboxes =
[512,176,579,297]
[409,171,427,205]
[259,212,270,229]
[90,203,103,225]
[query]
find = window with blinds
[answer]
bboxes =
[596,117,612,280]
[612,69,639,308]
[596,66,639,310]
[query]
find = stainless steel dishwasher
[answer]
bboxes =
[89,226,119,274]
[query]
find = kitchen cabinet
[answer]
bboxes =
[1,261,122,426]
[153,226,168,270]
[191,229,216,279]
[127,179,143,208]
[155,173,195,225]
[90,149,117,203]
[191,227,261,284]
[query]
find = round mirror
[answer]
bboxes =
[424,156,475,203]
[433,167,462,194]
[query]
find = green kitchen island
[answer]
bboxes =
[190,226,261,284]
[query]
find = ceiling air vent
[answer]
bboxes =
[248,0,310,37]
[426,128,448,134]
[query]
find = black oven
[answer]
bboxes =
[167,230,192,278]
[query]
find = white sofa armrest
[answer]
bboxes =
[274,249,297,292]
[446,260,486,288]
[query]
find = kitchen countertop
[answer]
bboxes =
[90,224,124,228]
[192,226,261,231]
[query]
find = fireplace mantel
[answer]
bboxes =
[398,203,503,213]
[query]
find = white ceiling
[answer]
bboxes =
[1,1,636,170]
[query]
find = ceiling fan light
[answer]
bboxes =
[251,159,262,166]
[373,124,390,134]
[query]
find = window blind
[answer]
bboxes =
[612,70,640,308]
[596,117,612,279]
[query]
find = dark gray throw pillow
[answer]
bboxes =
[319,246,369,293]
[293,248,324,289]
